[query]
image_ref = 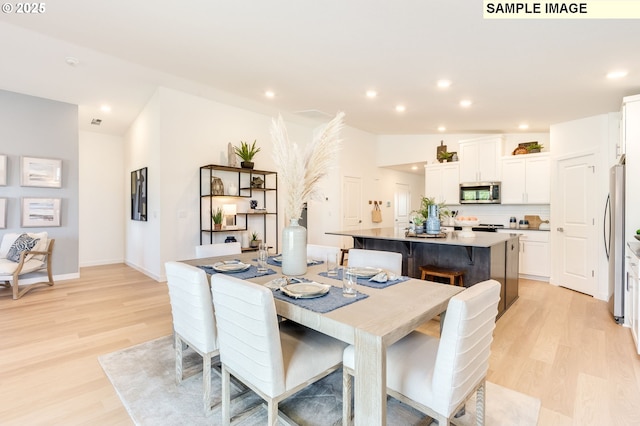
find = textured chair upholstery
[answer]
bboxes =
[307,244,341,262]
[0,232,54,300]
[210,273,348,425]
[343,279,501,426]
[165,261,220,414]
[347,248,402,275]
[195,242,242,259]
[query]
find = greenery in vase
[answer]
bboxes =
[212,207,224,224]
[234,140,261,162]
[415,196,450,221]
[251,231,259,241]
[525,142,544,152]
[437,151,454,162]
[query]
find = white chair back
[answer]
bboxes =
[195,242,242,259]
[347,248,402,275]
[210,274,285,398]
[432,279,501,416]
[165,261,218,353]
[307,244,340,262]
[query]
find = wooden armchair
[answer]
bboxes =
[0,233,55,300]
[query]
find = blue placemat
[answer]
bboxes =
[197,264,276,279]
[264,256,323,267]
[318,270,410,289]
[272,285,368,313]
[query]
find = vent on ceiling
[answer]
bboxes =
[293,109,333,120]
[91,118,102,125]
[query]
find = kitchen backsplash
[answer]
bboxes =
[443,204,550,227]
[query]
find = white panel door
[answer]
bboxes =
[556,154,596,295]
[394,183,410,231]
[342,176,362,248]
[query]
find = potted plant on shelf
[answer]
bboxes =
[249,231,261,248]
[525,142,544,153]
[212,207,223,230]
[437,150,454,163]
[234,140,261,169]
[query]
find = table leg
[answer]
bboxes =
[354,330,386,426]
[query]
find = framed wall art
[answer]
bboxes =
[0,198,6,229]
[21,156,62,188]
[131,167,147,221]
[22,197,61,227]
[0,154,6,186]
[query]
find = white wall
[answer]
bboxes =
[78,131,125,266]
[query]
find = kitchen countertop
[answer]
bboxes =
[326,227,518,248]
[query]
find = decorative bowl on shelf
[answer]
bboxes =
[635,235,640,241]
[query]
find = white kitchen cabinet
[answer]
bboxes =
[501,154,550,204]
[497,229,550,280]
[627,247,640,355]
[424,163,459,205]
[459,136,503,183]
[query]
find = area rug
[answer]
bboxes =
[99,336,540,425]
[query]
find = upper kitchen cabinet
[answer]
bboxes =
[501,153,550,204]
[424,162,459,205]
[458,135,503,183]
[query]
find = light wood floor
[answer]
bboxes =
[1,265,639,425]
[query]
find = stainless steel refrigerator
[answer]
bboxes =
[606,161,625,323]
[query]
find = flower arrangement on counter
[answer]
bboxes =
[270,112,345,221]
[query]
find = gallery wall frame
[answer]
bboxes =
[22,197,61,227]
[131,167,147,221]
[0,154,6,186]
[0,198,6,229]
[21,156,62,188]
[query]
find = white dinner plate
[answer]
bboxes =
[281,282,330,299]
[348,267,382,278]
[211,262,251,273]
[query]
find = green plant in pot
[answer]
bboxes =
[234,140,261,169]
[417,196,451,222]
[437,150,454,162]
[212,207,224,230]
[249,231,261,248]
[526,142,544,153]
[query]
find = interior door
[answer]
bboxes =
[394,183,410,231]
[556,154,596,295]
[342,176,362,248]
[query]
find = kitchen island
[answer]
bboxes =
[328,227,520,316]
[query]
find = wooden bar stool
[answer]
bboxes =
[419,265,464,287]
[340,248,349,266]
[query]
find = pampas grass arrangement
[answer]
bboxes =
[271,112,345,221]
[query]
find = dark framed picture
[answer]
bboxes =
[131,167,147,221]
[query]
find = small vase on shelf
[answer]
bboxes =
[281,218,307,276]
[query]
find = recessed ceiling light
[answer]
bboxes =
[437,80,451,89]
[459,99,472,108]
[518,123,529,130]
[366,90,378,98]
[395,105,406,112]
[607,70,628,79]
[265,90,275,98]
[65,56,80,66]
[438,126,446,132]
[100,105,111,113]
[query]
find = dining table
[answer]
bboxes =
[184,251,464,426]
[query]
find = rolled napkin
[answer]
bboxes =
[369,271,399,283]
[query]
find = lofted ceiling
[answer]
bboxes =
[1,1,639,137]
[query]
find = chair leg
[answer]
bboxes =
[221,365,231,426]
[342,368,353,426]
[267,400,279,426]
[175,334,183,384]
[476,380,486,426]
[203,352,212,415]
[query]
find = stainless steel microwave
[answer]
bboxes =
[459,182,501,204]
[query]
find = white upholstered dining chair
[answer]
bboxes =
[210,273,348,426]
[307,243,341,262]
[342,279,501,426]
[347,248,402,275]
[165,261,220,414]
[195,242,242,259]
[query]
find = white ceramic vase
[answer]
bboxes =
[281,218,307,276]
